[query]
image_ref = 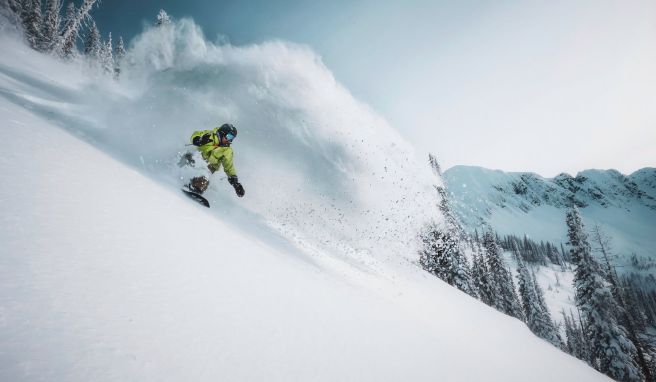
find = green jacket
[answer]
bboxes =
[190,128,237,177]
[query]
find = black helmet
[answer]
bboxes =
[218,123,237,141]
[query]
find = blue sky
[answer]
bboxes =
[92,0,656,177]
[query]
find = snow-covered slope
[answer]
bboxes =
[0,55,608,382]
[0,24,607,381]
[443,165,656,262]
[0,19,438,269]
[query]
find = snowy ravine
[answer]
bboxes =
[0,26,607,381]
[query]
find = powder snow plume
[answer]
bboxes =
[2,18,440,266]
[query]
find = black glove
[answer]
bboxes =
[192,133,213,146]
[228,176,245,197]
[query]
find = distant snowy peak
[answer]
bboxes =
[630,167,656,200]
[442,165,656,261]
[554,168,656,209]
[444,165,656,215]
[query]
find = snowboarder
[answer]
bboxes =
[185,123,245,198]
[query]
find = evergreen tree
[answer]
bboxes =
[428,154,442,176]
[546,245,562,265]
[59,1,76,56]
[6,0,22,16]
[419,155,475,297]
[114,35,126,78]
[620,278,648,333]
[516,257,562,347]
[83,20,100,59]
[59,0,98,57]
[560,242,571,263]
[99,32,114,75]
[419,224,454,280]
[590,224,653,380]
[471,247,494,306]
[419,224,475,296]
[482,232,524,320]
[450,250,475,297]
[532,272,552,322]
[419,223,455,280]
[156,9,171,26]
[20,0,42,49]
[562,309,592,363]
[566,207,644,381]
[3,0,23,28]
[41,0,60,52]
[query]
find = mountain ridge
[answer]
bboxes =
[443,165,656,263]
[446,165,656,209]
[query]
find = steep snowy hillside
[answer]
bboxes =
[0,21,609,381]
[0,46,607,382]
[0,19,437,269]
[443,165,656,262]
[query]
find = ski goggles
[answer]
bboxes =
[225,133,235,142]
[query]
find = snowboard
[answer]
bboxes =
[182,187,210,207]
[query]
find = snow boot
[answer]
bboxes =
[188,176,209,194]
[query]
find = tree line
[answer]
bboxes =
[496,232,570,265]
[3,1,173,78]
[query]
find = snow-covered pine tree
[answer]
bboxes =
[516,257,562,347]
[59,1,75,56]
[114,35,126,78]
[566,207,644,381]
[562,309,592,363]
[517,258,545,335]
[506,267,524,320]
[482,232,524,320]
[432,155,474,296]
[560,242,571,264]
[428,154,442,176]
[83,20,100,60]
[532,271,557,328]
[41,0,60,52]
[20,0,42,50]
[620,278,648,333]
[471,246,494,306]
[99,32,114,75]
[4,0,24,28]
[59,0,98,58]
[546,244,562,265]
[450,249,475,297]
[5,0,22,15]
[419,155,475,297]
[562,311,575,353]
[419,223,455,280]
[419,224,475,297]
[590,224,653,380]
[156,9,171,26]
